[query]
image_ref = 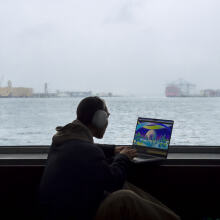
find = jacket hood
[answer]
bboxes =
[52,120,94,146]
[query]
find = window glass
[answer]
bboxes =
[0,0,219,146]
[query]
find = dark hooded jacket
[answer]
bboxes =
[39,120,130,220]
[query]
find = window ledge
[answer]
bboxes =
[0,145,219,166]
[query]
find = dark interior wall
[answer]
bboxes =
[0,163,219,220]
[128,163,220,220]
[0,166,44,220]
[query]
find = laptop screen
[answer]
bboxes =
[133,117,174,158]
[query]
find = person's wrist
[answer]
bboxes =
[114,147,117,155]
[114,146,121,155]
[118,152,131,160]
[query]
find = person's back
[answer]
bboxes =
[40,138,112,219]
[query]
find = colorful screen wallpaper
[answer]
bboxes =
[133,119,173,150]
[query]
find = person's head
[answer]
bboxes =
[95,190,162,220]
[76,96,109,139]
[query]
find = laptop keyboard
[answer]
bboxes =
[137,153,154,159]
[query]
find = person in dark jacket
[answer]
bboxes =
[39,96,136,220]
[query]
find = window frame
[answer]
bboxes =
[0,145,220,166]
[0,145,219,154]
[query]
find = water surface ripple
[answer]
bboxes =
[0,97,219,146]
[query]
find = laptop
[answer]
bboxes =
[132,117,174,163]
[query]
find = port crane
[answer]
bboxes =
[166,79,196,97]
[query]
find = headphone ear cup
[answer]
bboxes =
[92,110,108,129]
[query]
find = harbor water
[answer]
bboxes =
[0,97,220,146]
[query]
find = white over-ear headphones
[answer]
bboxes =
[92,109,108,129]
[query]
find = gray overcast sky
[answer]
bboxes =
[0,0,220,96]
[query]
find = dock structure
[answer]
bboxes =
[0,81,114,98]
[0,81,33,97]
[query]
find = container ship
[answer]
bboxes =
[165,79,220,97]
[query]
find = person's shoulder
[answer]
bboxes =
[63,139,105,156]
[90,143,106,156]
[60,139,92,147]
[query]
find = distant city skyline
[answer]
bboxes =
[0,77,220,97]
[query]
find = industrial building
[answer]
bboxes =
[0,81,33,97]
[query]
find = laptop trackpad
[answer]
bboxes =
[132,157,165,163]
